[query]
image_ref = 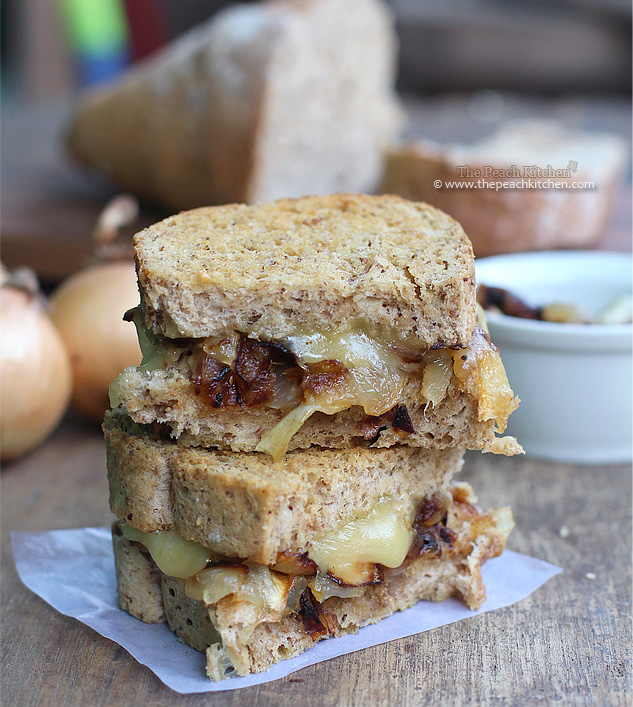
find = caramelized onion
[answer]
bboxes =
[361,404,414,444]
[186,563,294,623]
[421,352,452,407]
[272,550,318,576]
[308,574,366,602]
[298,588,329,639]
[451,328,519,430]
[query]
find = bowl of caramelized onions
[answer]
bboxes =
[476,251,632,464]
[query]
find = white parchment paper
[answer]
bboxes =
[11,527,560,694]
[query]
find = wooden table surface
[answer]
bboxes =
[2,419,631,706]
[1,95,631,705]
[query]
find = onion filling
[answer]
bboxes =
[113,311,521,458]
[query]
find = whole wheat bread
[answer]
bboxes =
[381,120,628,256]
[104,409,464,564]
[113,367,497,453]
[133,194,476,346]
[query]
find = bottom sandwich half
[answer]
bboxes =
[105,410,513,680]
[111,496,511,679]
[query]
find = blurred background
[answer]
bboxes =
[1,0,631,284]
[2,0,631,98]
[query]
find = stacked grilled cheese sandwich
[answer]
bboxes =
[105,194,521,679]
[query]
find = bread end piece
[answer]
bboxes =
[382,121,628,257]
[66,0,401,210]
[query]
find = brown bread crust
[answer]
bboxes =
[104,410,464,565]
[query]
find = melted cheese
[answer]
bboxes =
[111,312,521,459]
[256,322,414,459]
[109,309,170,407]
[122,495,415,598]
[307,498,414,585]
[121,525,216,579]
[308,574,366,602]
[286,324,409,415]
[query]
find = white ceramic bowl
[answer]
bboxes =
[475,251,632,464]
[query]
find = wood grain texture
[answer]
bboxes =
[1,417,630,706]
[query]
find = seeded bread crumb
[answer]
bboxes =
[134,194,476,346]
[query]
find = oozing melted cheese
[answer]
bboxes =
[307,498,414,585]
[121,525,216,579]
[110,312,521,458]
[256,323,415,459]
[287,325,409,415]
[121,495,414,591]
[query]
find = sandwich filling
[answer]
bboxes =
[110,308,521,459]
[118,490,460,638]
[114,484,512,678]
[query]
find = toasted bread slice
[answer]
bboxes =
[104,409,465,565]
[66,0,401,210]
[133,194,476,346]
[112,483,513,679]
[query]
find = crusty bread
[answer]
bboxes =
[381,121,628,256]
[66,0,401,210]
[113,367,496,453]
[134,194,476,346]
[104,409,464,565]
[111,483,513,678]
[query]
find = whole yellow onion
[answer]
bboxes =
[49,261,141,421]
[1,282,72,461]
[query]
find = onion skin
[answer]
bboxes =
[49,261,141,421]
[1,288,72,461]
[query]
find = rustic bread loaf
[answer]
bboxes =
[66,0,401,210]
[104,409,464,565]
[111,483,513,679]
[381,121,628,256]
[133,194,476,346]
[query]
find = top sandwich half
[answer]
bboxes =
[111,194,521,458]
